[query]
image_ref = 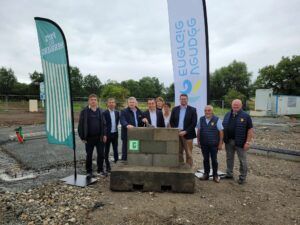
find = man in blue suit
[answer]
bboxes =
[142,98,165,128]
[120,97,144,161]
[103,98,120,172]
[170,94,197,167]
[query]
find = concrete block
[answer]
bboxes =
[153,154,179,167]
[153,128,179,141]
[128,153,153,166]
[110,165,195,193]
[29,99,38,112]
[166,141,179,154]
[140,140,167,154]
[128,127,154,140]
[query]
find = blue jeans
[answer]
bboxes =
[201,145,218,176]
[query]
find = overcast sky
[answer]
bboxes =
[0,0,299,86]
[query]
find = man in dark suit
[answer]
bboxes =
[103,98,120,172]
[78,94,107,178]
[142,98,165,127]
[170,94,197,167]
[120,97,144,161]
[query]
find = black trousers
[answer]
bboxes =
[104,132,118,170]
[121,138,127,161]
[201,145,218,176]
[85,140,105,174]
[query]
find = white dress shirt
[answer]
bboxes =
[149,110,157,128]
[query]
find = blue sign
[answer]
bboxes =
[40,82,45,100]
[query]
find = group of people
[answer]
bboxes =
[78,93,253,185]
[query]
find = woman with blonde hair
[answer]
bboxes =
[156,96,165,111]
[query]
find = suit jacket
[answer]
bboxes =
[170,105,197,139]
[120,107,144,140]
[78,106,107,141]
[103,109,120,136]
[143,110,165,128]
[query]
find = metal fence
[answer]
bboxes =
[0,95,227,113]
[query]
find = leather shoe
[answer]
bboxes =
[213,176,220,183]
[224,175,234,179]
[238,179,246,185]
[200,173,209,180]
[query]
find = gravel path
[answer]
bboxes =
[0,148,299,225]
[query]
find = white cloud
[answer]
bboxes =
[0,0,299,85]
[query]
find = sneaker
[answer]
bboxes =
[213,176,220,183]
[200,173,209,180]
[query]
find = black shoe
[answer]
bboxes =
[86,173,93,179]
[224,175,234,179]
[200,173,209,180]
[97,171,107,177]
[107,168,111,173]
[238,179,246,185]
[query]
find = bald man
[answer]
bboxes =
[222,99,253,184]
[197,105,224,183]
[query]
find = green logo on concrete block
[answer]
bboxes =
[129,140,140,151]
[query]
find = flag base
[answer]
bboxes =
[61,174,97,187]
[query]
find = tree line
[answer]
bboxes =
[0,55,299,106]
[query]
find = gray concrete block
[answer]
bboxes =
[166,141,179,154]
[128,153,153,166]
[153,154,179,167]
[140,140,167,154]
[128,127,154,140]
[153,128,179,141]
[110,165,195,193]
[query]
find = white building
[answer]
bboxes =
[252,89,300,116]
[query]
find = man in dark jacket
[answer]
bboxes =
[120,97,144,161]
[222,99,253,185]
[103,98,120,172]
[142,98,165,127]
[170,94,197,167]
[197,105,224,183]
[78,94,107,178]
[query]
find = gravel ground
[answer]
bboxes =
[253,124,300,151]
[0,116,299,225]
[0,148,299,225]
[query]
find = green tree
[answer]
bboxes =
[224,89,246,107]
[101,83,129,107]
[165,83,174,101]
[210,60,252,100]
[12,82,29,95]
[83,74,102,95]
[0,67,17,95]
[138,76,164,99]
[121,79,141,97]
[69,66,84,97]
[30,71,44,84]
[28,71,44,95]
[254,55,300,95]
